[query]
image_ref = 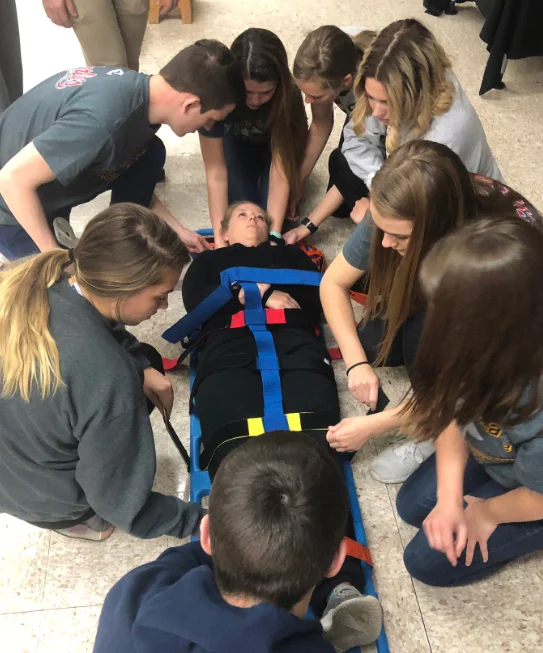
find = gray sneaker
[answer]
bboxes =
[370,439,435,484]
[321,583,382,652]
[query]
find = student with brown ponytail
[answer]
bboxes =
[292,25,375,218]
[0,203,204,541]
[396,217,543,586]
[199,28,308,247]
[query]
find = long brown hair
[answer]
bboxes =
[293,25,376,90]
[352,19,454,153]
[404,217,543,440]
[0,203,189,401]
[366,140,478,364]
[231,28,308,199]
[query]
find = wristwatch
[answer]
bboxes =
[301,216,319,234]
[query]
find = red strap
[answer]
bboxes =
[228,309,286,328]
[328,347,342,360]
[265,308,286,324]
[230,311,246,329]
[162,357,180,371]
[349,290,367,306]
[344,537,373,567]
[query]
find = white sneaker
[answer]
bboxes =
[370,439,435,484]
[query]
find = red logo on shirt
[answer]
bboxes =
[55,67,97,89]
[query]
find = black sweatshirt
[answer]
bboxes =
[0,278,203,538]
[182,241,321,321]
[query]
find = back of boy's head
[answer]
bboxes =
[160,39,245,112]
[209,431,349,610]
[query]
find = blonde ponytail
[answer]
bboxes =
[0,250,71,401]
[0,203,190,401]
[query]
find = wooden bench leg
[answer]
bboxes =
[178,0,192,24]
[148,1,160,24]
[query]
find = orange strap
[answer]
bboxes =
[344,537,373,567]
[349,290,367,306]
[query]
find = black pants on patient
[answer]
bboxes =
[196,330,367,616]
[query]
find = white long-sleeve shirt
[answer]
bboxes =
[341,71,503,187]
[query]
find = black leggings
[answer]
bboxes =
[327,124,369,219]
[357,309,426,375]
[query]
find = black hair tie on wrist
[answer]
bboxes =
[261,286,275,307]
[346,361,370,376]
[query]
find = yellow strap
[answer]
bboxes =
[286,412,302,431]
[247,417,265,436]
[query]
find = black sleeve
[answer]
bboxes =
[182,252,242,315]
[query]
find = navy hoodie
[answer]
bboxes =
[93,542,335,653]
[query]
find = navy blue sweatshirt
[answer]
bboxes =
[93,541,335,653]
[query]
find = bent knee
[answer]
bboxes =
[403,536,457,587]
[396,485,425,528]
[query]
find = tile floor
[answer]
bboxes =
[2,1,543,651]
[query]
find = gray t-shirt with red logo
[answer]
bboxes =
[0,66,158,225]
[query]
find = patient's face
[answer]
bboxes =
[223,203,269,247]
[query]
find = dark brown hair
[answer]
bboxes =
[293,25,375,89]
[160,39,245,112]
[404,216,543,440]
[209,431,349,610]
[366,140,478,364]
[231,28,309,199]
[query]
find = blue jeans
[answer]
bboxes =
[0,135,166,260]
[223,133,271,208]
[397,454,543,586]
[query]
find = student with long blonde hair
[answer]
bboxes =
[0,203,204,541]
[396,217,543,586]
[322,140,540,483]
[286,18,502,245]
[199,28,308,247]
[292,25,375,219]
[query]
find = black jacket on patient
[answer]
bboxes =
[182,242,340,479]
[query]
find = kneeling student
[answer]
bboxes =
[93,432,378,653]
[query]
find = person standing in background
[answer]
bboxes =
[0,0,23,113]
[42,0,178,71]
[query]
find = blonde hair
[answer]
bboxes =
[352,19,454,153]
[0,203,189,401]
[220,201,272,232]
[293,25,376,90]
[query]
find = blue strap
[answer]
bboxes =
[162,266,322,344]
[241,282,288,432]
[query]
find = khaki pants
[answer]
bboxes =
[0,0,23,112]
[72,0,148,71]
